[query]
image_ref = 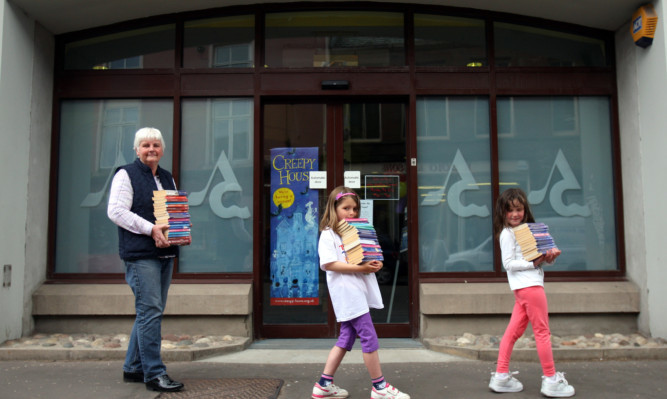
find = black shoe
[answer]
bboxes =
[123,371,144,383]
[145,374,184,392]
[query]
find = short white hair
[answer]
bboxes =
[133,127,166,151]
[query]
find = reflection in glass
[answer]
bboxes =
[417,97,492,272]
[344,102,409,324]
[55,100,173,273]
[498,96,617,271]
[64,25,175,70]
[265,11,405,68]
[414,14,486,67]
[179,98,254,273]
[183,15,254,68]
[494,22,607,67]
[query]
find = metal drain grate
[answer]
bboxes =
[157,378,283,399]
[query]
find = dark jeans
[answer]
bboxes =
[123,257,174,381]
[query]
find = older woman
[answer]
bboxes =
[107,127,184,392]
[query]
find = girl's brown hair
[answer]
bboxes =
[492,188,535,240]
[319,186,360,235]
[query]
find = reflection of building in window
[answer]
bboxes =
[497,97,515,138]
[346,103,405,141]
[100,102,140,169]
[417,97,488,140]
[551,97,579,136]
[95,55,142,70]
[213,43,253,68]
[416,98,449,139]
[211,99,252,163]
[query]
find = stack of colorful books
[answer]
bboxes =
[512,222,557,262]
[338,218,384,265]
[153,190,191,246]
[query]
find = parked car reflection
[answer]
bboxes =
[443,236,493,272]
[438,217,588,272]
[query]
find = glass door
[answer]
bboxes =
[259,100,410,338]
[341,102,410,337]
[260,103,333,338]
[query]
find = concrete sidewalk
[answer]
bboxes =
[1,340,666,398]
[3,336,667,362]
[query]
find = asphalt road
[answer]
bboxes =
[1,358,666,398]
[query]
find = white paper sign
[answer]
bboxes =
[344,171,361,188]
[309,171,327,189]
[360,200,373,225]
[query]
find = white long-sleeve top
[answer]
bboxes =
[107,168,170,236]
[499,227,547,291]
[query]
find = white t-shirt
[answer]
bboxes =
[318,228,384,322]
[499,227,546,291]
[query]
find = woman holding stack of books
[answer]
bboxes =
[107,127,184,393]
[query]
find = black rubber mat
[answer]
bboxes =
[157,378,283,399]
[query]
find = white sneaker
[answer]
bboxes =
[312,382,349,398]
[489,371,524,393]
[541,372,575,398]
[371,383,410,399]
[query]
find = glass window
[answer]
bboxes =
[178,98,254,273]
[498,96,617,271]
[55,100,173,273]
[183,15,255,68]
[346,103,402,141]
[494,22,607,67]
[262,104,327,324]
[265,11,405,68]
[64,25,175,70]
[414,14,486,67]
[417,97,493,272]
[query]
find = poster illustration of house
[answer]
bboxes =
[269,147,319,305]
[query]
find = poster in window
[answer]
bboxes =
[365,175,400,200]
[269,147,320,305]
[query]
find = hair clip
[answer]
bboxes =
[336,192,356,201]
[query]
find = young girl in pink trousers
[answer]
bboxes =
[489,188,575,398]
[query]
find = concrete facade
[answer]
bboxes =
[0,0,52,344]
[420,282,641,337]
[1,0,666,343]
[31,284,253,337]
[616,1,667,338]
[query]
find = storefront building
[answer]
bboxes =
[2,0,666,343]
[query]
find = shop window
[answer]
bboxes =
[183,15,255,68]
[265,11,405,68]
[213,44,253,68]
[417,97,493,272]
[51,4,620,279]
[346,103,402,142]
[55,100,174,273]
[494,22,607,67]
[178,98,254,273]
[498,96,617,271]
[64,25,175,70]
[99,105,139,169]
[414,14,486,67]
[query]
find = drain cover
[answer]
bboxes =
[157,378,283,399]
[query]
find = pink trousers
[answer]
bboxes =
[496,285,555,377]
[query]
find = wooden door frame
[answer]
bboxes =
[255,99,412,339]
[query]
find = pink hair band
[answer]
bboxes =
[336,192,356,201]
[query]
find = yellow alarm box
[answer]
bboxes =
[631,4,658,48]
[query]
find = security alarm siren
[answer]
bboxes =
[631,4,658,48]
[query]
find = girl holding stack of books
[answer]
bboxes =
[312,186,410,399]
[489,188,575,398]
